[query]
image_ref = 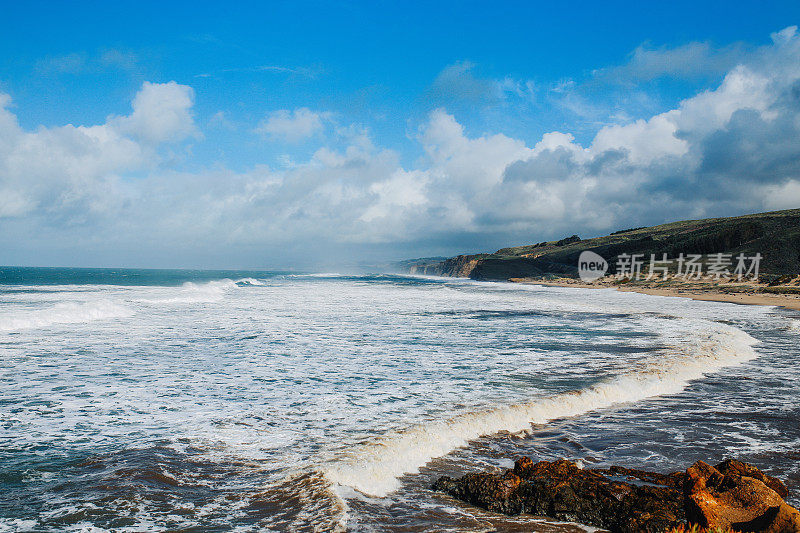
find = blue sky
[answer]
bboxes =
[2,1,800,268]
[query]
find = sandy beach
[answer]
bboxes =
[509,277,800,311]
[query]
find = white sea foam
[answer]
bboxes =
[285,272,343,278]
[2,274,787,531]
[322,321,760,496]
[235,277,266,286]
[0,519,39,533]
[136,279,239,304]
[0,300,133,332]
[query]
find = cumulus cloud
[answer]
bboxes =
[255,108,328,142]
[484,27,800,231]
[3,27,800,265]
[416,26,800,238]
[0,81,197,223]
[112,81,199,144]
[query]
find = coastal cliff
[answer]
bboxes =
[397,208,800,283]
[427,255,489,277]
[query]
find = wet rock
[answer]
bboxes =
[432,458,798,533]
[432,470,523,515]
[684,460,800,533]
[434,458,684,532]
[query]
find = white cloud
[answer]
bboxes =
[360,170,428,226]
[112,81,199,144]
[3,27,800,264]
[764,180,800,210]
[0,189,33,218]
[255,108,328,142]
[591,111,686,164]
[420,109,531,194]
[0,82,197,221]
[677,66,775,134]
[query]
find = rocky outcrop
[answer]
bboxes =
[397,254,487,277]
[406,255,485,277]
[684,460,798,533]
[436,255,485,277]
[432,458,799,533]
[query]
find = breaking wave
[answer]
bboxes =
[1,278,253,333]
[0,300,133,332]
[284,273,343,278]
[235,277,266,286]
[322,321,760,497]
[137,279,239,304]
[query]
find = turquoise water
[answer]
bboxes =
[0,267,295,286]
[0,268,798,531]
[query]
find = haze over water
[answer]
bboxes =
[1,268,798,531]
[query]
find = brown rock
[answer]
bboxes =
[433,457,798,533]
[770,504,800,533]
[431,470,523,515]
[715,458,789,498]
[684,460,800,533]
[434,458,685,532]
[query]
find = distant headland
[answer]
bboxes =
[397,208,800,310]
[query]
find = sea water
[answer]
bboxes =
[0,268,798,531]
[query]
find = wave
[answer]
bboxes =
[322,321,759,497]
[254,471,349,532]
[0,300,133,332]
[0,279,243,331]
[0,518,39,532]
[284,273,343,278]
[235,277,266,286]
[136,279,239,304]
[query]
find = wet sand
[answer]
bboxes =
[509,277,800,311]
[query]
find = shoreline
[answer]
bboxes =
[508,277,800,312]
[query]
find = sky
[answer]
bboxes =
[1,1,800,269]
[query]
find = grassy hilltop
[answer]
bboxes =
[402,209,800,283]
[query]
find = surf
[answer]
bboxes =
[0,299,133,332]
[321,320,759,497]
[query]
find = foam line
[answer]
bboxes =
[136,279,239,304]
[322,321,759,496]
[0,300,133,332]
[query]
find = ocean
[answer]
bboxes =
[0,267,798,532]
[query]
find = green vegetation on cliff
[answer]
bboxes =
[401,209,800,281]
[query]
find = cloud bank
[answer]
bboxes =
[2,27,800,267]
